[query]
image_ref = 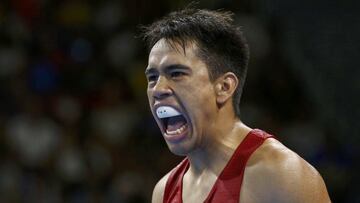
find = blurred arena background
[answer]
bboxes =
[0,0,359,202]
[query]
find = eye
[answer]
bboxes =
[170,71,186,78]
[146,74,158,83]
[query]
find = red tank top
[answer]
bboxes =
[163,129,274,203]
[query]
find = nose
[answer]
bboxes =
[152,76,173,100]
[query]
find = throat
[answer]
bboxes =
[182,170,217,202]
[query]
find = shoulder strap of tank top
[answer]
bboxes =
[205,129,274,202]
[163,158,189,203]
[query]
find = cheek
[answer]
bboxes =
[193,77,214,102]
[182,82,215,117]
[146,87,151,96]
[147,89,153,103]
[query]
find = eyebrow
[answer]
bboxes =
[145,64,191,75]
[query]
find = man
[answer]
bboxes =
[142,8,331,203]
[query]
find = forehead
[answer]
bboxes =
[148,39,201,67]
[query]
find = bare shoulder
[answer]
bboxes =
[241,138,331,203]
[152,172,171,203]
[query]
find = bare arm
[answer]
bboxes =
[152,173,171,203]
[241,138,331,203]
[269,152,331,203]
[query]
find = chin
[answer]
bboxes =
[166,142,193,156]
[167,144,188,156]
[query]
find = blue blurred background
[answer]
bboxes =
[0,0,359,202]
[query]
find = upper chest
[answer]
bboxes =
[181,171,217,203]
[181,167,263,203]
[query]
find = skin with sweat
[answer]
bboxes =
[146,39,331,203]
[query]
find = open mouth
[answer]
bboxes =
[156,106,189,138]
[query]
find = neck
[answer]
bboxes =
[187,114,252,176]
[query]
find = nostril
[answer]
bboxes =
[153,90,172,100]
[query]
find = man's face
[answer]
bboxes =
[145,39,217,155]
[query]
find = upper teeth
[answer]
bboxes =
[156,106,181,118]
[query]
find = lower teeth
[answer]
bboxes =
[166,124,187,135]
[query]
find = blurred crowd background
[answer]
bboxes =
[0,0,359,202]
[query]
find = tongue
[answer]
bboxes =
[167,115,186,131]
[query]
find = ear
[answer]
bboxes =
[214,72,238,105]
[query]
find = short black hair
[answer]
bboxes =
[141,8,249,118]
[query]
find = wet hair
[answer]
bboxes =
[141,8,249,118]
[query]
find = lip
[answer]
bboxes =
[153,102,191,141]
